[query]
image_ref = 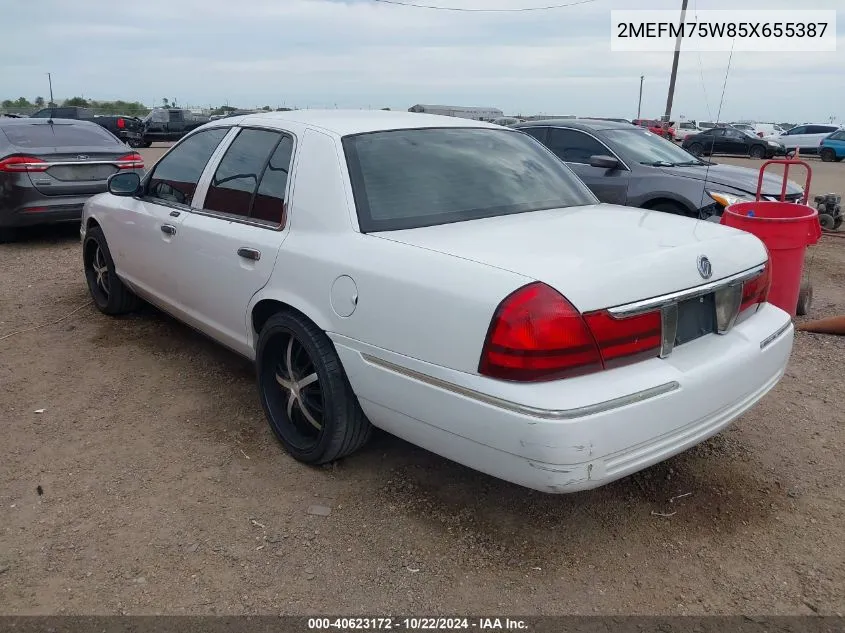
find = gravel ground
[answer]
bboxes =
[1,162,844,615]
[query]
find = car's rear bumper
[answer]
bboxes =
[332,303,793,493]
[0,198,85,228]
[117,131,142,141]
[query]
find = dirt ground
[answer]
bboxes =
[1,148,844,616]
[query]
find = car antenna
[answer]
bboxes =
[47,72,55,124]
[698,40,735,221]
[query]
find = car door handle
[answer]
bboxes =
[237,247,261,261]
[160,224,176,236]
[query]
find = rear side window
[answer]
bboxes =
[546,128,609,164]
[519,127,548,143]
[808,125,838,135]
[343,127,597,233]
[146,127,229,206]
[2,122,119,147]
[204,129,282,219]
[251,136,293,225]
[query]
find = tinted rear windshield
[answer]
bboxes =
[342,127,597,232]
[2,122,119,148]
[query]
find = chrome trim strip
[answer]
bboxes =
[19,160,131,167]
[608,264,766,317]
[360,353,680,420]
[760,320,792,350]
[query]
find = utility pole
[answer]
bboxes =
[637,75,644,118]
[663,0,689,129]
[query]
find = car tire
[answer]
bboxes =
[820,148,836,162]
[749,145,766,159]
[83,226,141,315]
[687,143,704,157]
[127,139,144,148]
[834,217,843,230]
[256,310,372,465]
[819,213,836,231]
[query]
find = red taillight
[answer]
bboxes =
[117,152,144,169]
[0,155,49,173]
[583,309,662,368]
[740,260,771,313]
[479,283,602,381]
[478,282,662,382]
[117,117,126,129]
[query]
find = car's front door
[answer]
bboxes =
[781,126,807,151]
[706,128,729,153]
[827,130,845,157]
[544,127,630,205]
[175,126,296,356]
[112,126,231,310]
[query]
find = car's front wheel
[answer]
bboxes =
[256,311,372,465]
[687,142,704,156]
[83,226,141,315]
[820,148,836,162]
[749,145,766,159]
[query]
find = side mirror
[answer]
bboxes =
[107,172,141,197]
[589,155,620,169]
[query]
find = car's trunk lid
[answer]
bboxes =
[373,204,767,312]
[19,147,130,196]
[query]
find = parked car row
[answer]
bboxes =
[514,118,801,219]
[29,106,144,147]
[12,106,213,149]
[77,109,793,494]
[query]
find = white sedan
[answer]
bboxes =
[80,110,793,493]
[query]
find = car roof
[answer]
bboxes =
[220,109,500,136]
[513,118,635,132]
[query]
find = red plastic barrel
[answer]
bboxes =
[721,201,821,316]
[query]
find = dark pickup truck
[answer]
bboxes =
[139,108,210,146]
[29,107,144,147]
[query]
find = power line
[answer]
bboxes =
[371,0,596,12]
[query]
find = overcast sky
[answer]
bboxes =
[2,0,842,122]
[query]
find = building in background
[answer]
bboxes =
[408,104,504,121]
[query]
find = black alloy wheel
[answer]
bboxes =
[83,226,140,315]
[256,311,371,464]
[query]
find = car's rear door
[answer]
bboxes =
[806,125,839,151]
[111,126,231,308]
[544,127,630,205]
[722,128,749,155]
[174,126,296,356]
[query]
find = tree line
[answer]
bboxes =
[1,96,151,116]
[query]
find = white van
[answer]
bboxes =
[752,123,786,138]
